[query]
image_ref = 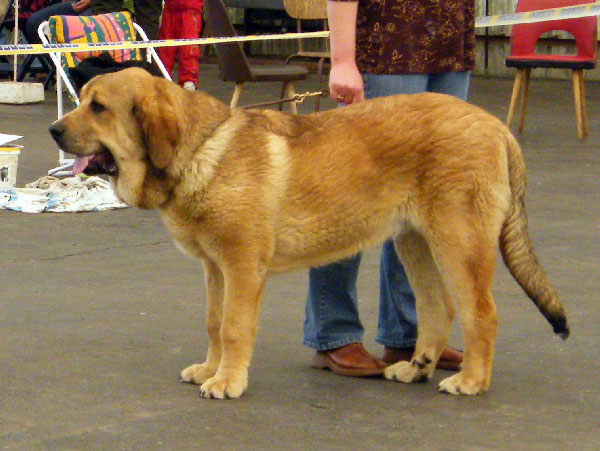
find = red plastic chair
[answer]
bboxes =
[505,0,597,139]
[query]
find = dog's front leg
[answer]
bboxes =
[180,259,224,385]
[199,261,266,399]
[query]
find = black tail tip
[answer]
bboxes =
[552,317,570,340]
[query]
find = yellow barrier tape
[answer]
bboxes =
[1,3,600,56]
[0,31,330,56]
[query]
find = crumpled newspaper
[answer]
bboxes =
[0,175,127,213]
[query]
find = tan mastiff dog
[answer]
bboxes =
[49,68,569,399]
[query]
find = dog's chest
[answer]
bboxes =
[159,211,209,260]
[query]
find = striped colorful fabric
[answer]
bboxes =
[48,11,142,69]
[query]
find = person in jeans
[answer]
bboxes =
[25,0,92,45]
[304,0,474,376]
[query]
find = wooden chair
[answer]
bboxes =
[204,0,308,114]
[505,0,597,139]
[283,0,329,111]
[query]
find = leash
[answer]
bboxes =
[239,90,329,110]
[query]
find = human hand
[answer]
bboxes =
[329,59,364,104]
[71,0,91,13]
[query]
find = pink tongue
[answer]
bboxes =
[72,155,93,175]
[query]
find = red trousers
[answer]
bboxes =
[157,9,202,86]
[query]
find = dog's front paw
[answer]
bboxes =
[179,363,218,385]
[384,360,430,383]
[438,372,488,395]
[199,369,248,399]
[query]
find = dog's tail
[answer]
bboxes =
[499,132,569,339]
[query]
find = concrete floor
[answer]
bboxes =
[1,65,599,450]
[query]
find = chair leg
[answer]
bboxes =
[572,70,583,139]
[315,57,325,112]
[16,54,36,82]
[44,64,56,91]
[506,69,524,127]
[284,82,298,115]
[580,72,588,137]
[572,69,587,139]
[518,68,530,133]
[230,82,243,108]
[279,82,287,111]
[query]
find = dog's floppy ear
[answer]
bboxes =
[136,78,183,169]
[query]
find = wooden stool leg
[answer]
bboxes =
[285,82,298,115]
[572,70,584,139]
[506,69,524,127]
[279,82,287,111]
[518,68,531,133]
[578,70,588,136]
[315,57,325,112]
[230,82,243,108]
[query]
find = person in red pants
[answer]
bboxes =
[157,0,203,90]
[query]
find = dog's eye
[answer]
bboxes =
[90,99,105,113]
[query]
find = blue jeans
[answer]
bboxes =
[302,71,470,351]
[25,2,92,44]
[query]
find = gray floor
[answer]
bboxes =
[1,65,599,450]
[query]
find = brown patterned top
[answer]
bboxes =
[332,0,475,74]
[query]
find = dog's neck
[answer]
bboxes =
[147,93,233,210]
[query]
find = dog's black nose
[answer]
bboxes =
[48,123,64,143]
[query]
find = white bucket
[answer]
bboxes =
[0,148,21,189]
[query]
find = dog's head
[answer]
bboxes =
[48,67,186,208]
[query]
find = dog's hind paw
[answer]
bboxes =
[384,360,430,383]
[438,372,488,395]
[180,363,218,385]
[199,370,248,399]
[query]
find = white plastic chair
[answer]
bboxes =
[38,16,171,176]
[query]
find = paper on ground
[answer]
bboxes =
[0,133,22,146]
[0,175,127,213]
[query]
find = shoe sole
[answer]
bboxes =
[311,353,384,377]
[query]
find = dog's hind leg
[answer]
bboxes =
[180,259,224,385]
[431,224,499,395]
[384,231,455,384]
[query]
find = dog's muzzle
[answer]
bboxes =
[49,122,66,148]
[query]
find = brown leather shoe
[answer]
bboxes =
[312,342,387,377]
[382,345,463,371]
